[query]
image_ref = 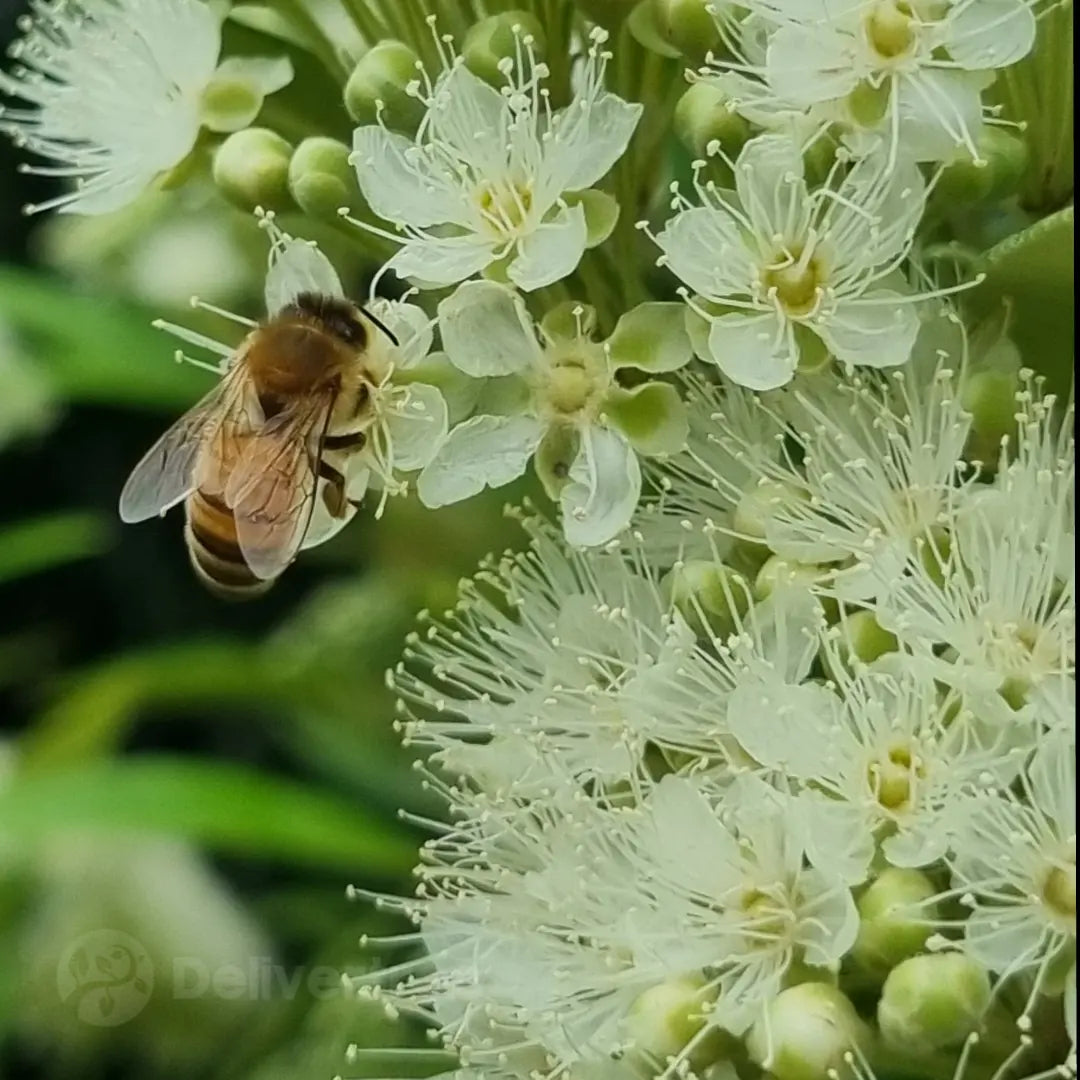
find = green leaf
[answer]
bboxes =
[0,511,112,586]
[0,757,417,874]
[20,640,286,769]
[0,267,207,411]
[968,205,1074,397]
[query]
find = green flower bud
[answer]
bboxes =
[746,983,867,1080]
[674,82,751,160]
[199,76,261,134]
[625,974,723,1064]
[288,137,362,220]
[960,320,1022,464]
[650,0,721,59]
[878,953,991,1051]
[934,127,1030,205]
[755,556,825,600]
[565,189,620,248]
[462,11,545,87]
[212,128,293,213]
[833,610,899,669]
[344,41,424,131]
[666,560,750,638]
[852,868,937,975]
[733,480,807,543]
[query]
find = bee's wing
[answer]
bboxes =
[118,359,255,523]
[225,391,336,581]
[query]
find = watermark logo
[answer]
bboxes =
[57,930,154,1027]
[57,931,348,1026]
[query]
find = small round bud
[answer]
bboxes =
[674,82,751,160]
[212,128,293,212]
[878,953,991,1051]
[934,127,1030,205]
[288,137,362,219]
[746,983,867,1080]
[666,560,750,638]
[833,610,899,668]
[852,868,937,975]
[733,479,807,543]
[625,975,720,1063]
[199,74,262,134]
[650,0,721,59]
[755,556,824,600]
[462,12,545,87]
[345,40,424,130]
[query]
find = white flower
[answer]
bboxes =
[390,517,710,791]
[349,29,641,290]
[633,776,859,1036]
[637,371,784,566]
[712,339,979,599]
[735,0,1034,162]
[416,281,689,546]
[869,388,1075,693]
[0,0,292,214]
[730,652,1021,884]
[652,135,929,389]
[951,728,1076,1036]
[153,215,448,544]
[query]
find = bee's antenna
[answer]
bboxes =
[362,307,400,348]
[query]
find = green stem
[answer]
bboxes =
[269,0,350,83]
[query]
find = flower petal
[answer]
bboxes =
[427,63,508,161]
[603,382,688,456]
[549,91,643,193]
[352,127,467,227]
[706,312,798,390]
[655,206,754,298]
[560,426,641,547]
[387,235,497,289]
[606,302,693,373]
[264,238,343,313]
[507,203,588,291]
[437,280,542,377]
[817,293,920,368]
[945,0,1035,69]
[734,133,809,240]
[367,298,433,366]
[417,414,543,507]
[385,383,449,472]
[765,24,859,107]
[894,69,986,162]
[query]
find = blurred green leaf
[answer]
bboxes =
[0,266,207,411]
[968,205,1074,397]
[0,756,417,874]
[21,639,288,769]
[0,511,112,586]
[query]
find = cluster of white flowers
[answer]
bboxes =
[2,0,1072,1076]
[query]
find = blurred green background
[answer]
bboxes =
[0,7,524,1079]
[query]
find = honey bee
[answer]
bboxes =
[119,292,398,599]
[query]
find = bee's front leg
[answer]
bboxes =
[317,459,361,518]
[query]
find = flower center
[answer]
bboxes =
[762,248,826,317]
[864,0,918,61]
[538,342,609,418]
[476,179,534,236]
[1041,846,1076,926]
[739,888,793,945]
[868,741,925,811]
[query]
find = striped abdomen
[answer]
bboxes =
[184,489,274,600]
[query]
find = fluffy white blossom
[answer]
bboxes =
[0,0,292,214]
[350,29,641,290]
[417,282,690,546]
[725,0,1035,162]
[869,387,1075,693]
[390,517,713,791]
[652,135,929,389]
[950,729,1076,1041]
